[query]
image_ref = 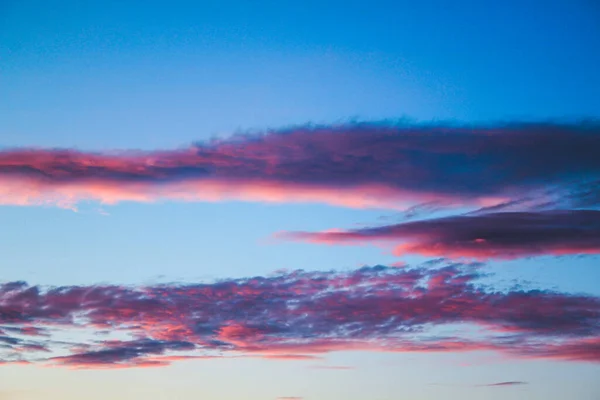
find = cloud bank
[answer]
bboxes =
[1,122,599,209]
[280,209,600,259]
[1,263,599,369]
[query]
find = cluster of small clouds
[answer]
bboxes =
[1,263,599,369]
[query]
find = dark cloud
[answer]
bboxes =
[1,264,599,368]
[281,209,600,259]
[50,339,195,368]
[1,121,599,209]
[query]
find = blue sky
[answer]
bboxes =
[2,0,599,150]
[1,1,600,399]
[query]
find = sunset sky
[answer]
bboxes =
[1,1,600,399]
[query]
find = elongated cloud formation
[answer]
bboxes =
[431,381,528,388]
[1,264,599,368]
[1,122,599,209]
[281,210,600,259]
[479,381,528,387]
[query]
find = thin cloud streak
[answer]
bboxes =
[479,381,528,387]
[1,121,599,209]
[429,381,528,387]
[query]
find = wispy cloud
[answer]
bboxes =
[1,121,598,209]
[1,263,599,368]
[430,381,528,388]
[478,381,528,387]
[280,210,600,259]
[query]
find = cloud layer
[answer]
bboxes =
[281,209,600,259]
[1,122,599,209]
[1,263,599,369]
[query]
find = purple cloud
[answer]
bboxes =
[280,209,600,259]
[49,339,196,369]
[1,122,599,209]
[1,263,599,368]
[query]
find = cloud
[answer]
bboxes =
[280,210,600,259]
[1,121,599,209]
[1,263,599,368]
[276,397,303,400]
[260,354,321,361]
[48,339,195,369]
[479,381,528,387]
[431,381,528,388]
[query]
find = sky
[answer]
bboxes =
[1,1,600,399]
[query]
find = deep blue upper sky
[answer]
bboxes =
[2,0,599,150]
[1,0,599,288]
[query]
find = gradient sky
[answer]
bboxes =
[1,1,600,399]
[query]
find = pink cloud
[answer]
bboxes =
[281,210,600,259]
[1,122,598,210]
[1,263,599,368]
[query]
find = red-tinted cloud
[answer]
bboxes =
[281,210,600,259]
[1,263,599,368]
[1,122,599,209]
